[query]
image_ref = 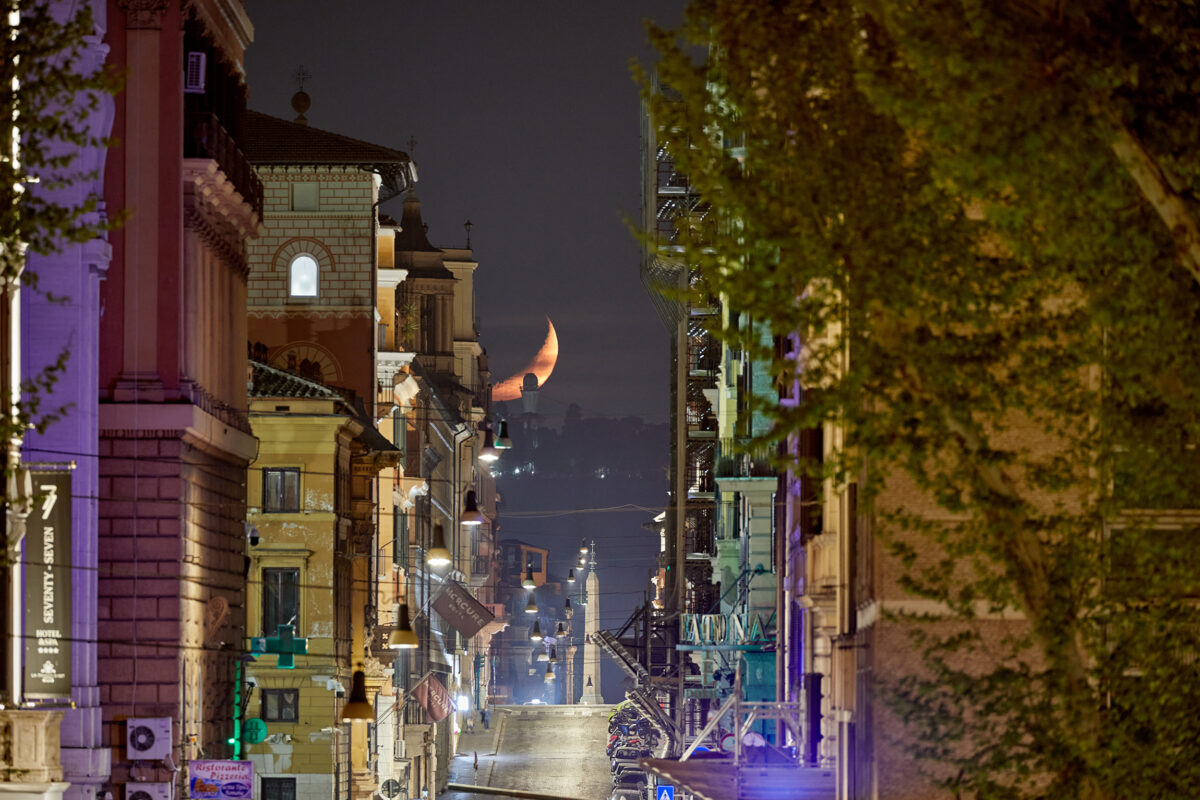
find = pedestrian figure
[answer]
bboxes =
[473,751,479,773]
[482,708,490,730]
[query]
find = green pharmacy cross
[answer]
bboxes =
[251,624,308,669]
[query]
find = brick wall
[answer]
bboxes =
[97,432,248,782]
[248,167,376,308]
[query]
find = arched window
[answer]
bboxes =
[289,254,319,297]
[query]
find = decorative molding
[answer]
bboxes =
[248,307,372,320]
[184,160,259,278]
[117,0,168,29]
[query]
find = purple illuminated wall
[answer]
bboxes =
[20,2,114,798]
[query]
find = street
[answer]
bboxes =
[444,705,615,800]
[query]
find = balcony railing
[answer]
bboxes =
[184,111,263,217]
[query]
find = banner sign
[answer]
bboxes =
[190,760,254,800]
[23,470,72,700]
[411,673,452,723]
[432,580,495,640]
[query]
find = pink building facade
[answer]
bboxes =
[97,0,258,790]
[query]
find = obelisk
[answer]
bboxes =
[579,543,602,703]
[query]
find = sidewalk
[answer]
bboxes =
[449,710,506,789]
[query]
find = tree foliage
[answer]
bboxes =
[640,2,1200,798]
[0,0,118,512]
[2,0,118,280]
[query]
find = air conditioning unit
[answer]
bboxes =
[126,717,173,761]
[184,52,206,93]
[126,783,172,800]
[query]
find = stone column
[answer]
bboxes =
[578,547,602,704]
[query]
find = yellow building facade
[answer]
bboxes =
[243,363,398,800]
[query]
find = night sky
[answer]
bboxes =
[246,5,684,694]
[245,2,683,424]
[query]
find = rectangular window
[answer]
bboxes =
[291,183,318,212]
[261,778,296,800]
[263,468,300,513]
[261,689,299,722]
[262,567,300,634]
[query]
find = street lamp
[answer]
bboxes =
[495,420,512,450]
[524,595,538,614]
[426,524,451,567]
[461,490,485,526]
[478,428,500,463]
[543,663,555,682]
[567,568,576,583]
[580,539,589,554]
[530,620,543,641]
[522,565,536,590]
[342,666,373,722]
[387,603,419,649]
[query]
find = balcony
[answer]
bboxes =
[184,111,263,217]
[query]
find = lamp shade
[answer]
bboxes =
[556,622,565,636]
[426,524,451,567]
[522,565,536,590]
[496,420,512,449]
[524,595,538,614]
[564,597,572,610]
[478,428,500,463]
[549,647,558,664]
[544,663,555,682]
[567,568,576,583]
[461,490,485,526]
[530,620,542,641]
[341,669,373,722]
[536,650,549,662]
[388,603,418,649]
[580,539,589,554]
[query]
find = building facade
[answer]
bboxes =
[96,1,259,796]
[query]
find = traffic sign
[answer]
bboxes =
[656,786,675,800]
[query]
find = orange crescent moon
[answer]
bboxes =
[492,317,558,402]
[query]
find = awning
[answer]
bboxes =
[639,757,835,800]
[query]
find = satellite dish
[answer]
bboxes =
[243,718,268,744]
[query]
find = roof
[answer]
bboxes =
[249,360,344,400]
[250,361,399,457]
[244,111,414,199]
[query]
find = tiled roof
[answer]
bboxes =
[244,110,412,167]
[249,360,344,400]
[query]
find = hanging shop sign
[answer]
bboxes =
[432,580,495,639]
[410,673,452,723]
[23,469,72,701]
[189,760,254,800]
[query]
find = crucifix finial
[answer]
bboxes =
[293,65,311,91]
